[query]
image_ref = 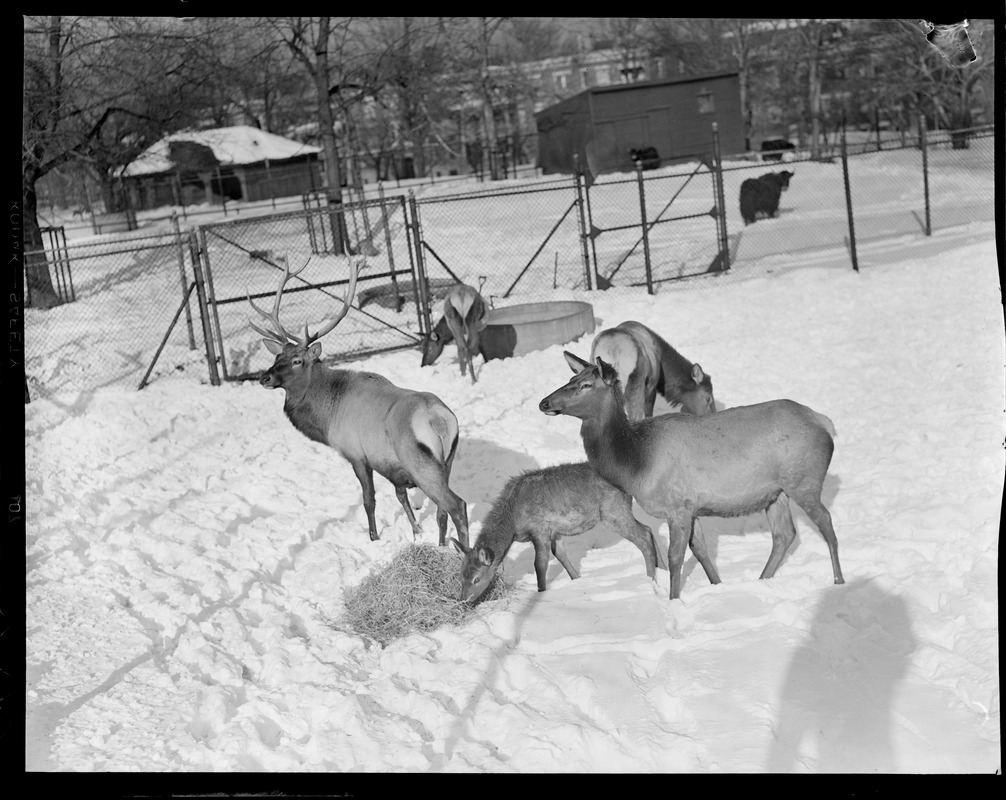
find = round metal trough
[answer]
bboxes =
[480,301,595,361]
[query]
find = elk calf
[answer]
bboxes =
[451,462,658,602]
[249,259,469,546]
[421,283,489,383]
[591,320,714,420]
[539,353,844,600]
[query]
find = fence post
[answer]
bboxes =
[710,122,730,273]
[379,184,403,311]
[635,161,654,295]
[572,156,593,291]
[188,231,221,386]
[840,124,859,272]
[407,191,433,336]
[919,113,932,236]
[197,227,229,380]
[171,212,197,349]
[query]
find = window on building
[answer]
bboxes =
[554,71,570,91]
[697,89,715,114]
[581,67,592,88]
[596,67,612,86]
[655,58,666,79]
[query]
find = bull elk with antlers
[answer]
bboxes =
[248,259,470,546]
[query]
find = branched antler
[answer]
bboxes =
[247,258,310,345]
[303,258,361,345]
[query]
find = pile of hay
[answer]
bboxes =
[343,543,510,646]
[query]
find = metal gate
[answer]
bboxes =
[408,175,593,307]
[583,124,730,292]
[195,197,427,382]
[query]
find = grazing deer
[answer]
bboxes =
[451,462,658,603]
[248,259,470,546]
[590,320,714,420]
[421,283,489,384]
[539,353,844,600]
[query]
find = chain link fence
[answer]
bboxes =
[24,223,206,399]
[411,176,590,303]
[197,198,425,382]
[24,123,994,400]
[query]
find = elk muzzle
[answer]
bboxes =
[259,370,279,389]
[538,395,562,416]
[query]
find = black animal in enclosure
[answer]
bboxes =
[739,170,794,226]
[760,139,795,162]
[629,147,660,170]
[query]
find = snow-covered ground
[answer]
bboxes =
[26,227,1001,773]
[25,144,1000,772]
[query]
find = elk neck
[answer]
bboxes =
[281,364,348,446]
[580,388,646,489]
[475,476,523,561]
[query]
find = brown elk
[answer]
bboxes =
[420,283,489,384]
[539,352,844,600]
[248,259,470,546]
[450,462,659,603]
[590,320,714,420]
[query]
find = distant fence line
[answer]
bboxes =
[24,122,994,400]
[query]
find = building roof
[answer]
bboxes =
[535,71,740,120]
[118,126,322,177]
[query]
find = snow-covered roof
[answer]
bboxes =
[118,125,322,177]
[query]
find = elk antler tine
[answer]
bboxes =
[245,262,302,345]
[303,258,360,345]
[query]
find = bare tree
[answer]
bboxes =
[23,16,211,308]
[270,16,371,254]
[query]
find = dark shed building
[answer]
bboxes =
[535,72,745,176]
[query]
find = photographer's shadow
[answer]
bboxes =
[765,577,918,772]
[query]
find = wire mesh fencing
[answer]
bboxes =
[23,123,993,400]
[24,226,206,399]
[197,198,425,381]
[411,175,591,305]
[584,160,726,289]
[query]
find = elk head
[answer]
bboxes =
[538,352,622,420]
[248,258,359,395]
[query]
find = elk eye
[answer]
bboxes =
[292,357,303,366]
[579,382,592,391]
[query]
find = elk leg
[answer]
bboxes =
[792,493,845,585]
[688,521,722,585]
[394,485,423,541]
[761,492,798,580]
[532,536,552,591]
[666,510,693,600]
[351,462,380,541]
[409,457,469,547]
[550,536,580,581]
[605,497,659,577]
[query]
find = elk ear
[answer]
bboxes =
[564,351,591,373]
[263,339,285,355]
[306,342,323,361]
[475,546,494,566]
[449,537,469,555]
[596,357,619,386]
[691,363,705,384]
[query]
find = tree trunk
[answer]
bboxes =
[314,17,349,254]
[23,171,61,309]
